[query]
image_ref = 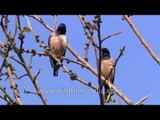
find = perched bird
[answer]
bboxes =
[48,23,67,76]
[101,48,115,102]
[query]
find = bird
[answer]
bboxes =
[101,48,115,103]
[48,23,67,76]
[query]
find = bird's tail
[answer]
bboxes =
[53,69,58,76]
[53,66,58,76]
[53,64,60,77]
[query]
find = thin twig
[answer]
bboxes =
[6,66,23,105]
[17,52,47,105]
[24,88,39,96]
[10,55,25,66]
[84,39,90,62]
[28,15,54,32]
[114,46,125,68]
[123,15,160,65]
[101,32,122,43]
[63,57,85,67]
[29,54,34,69]
[97,15,104,105]
[13,16,18,39]
[76,78,97,90]
[17,16,25,54]
[135,93,153,105]
[78,15,99,74]
[17,48,47,56]
[0,19,11,74]
[0,95,12,105]
[16,15,22,31]
[53,15,57,29]
[1,16,47,105]
[62,64,98,90]
[78,16,99,52]
[13,74,28,80]
[33,69,41,81]
[0,58,6,74]
[0,86,15,104]
[1,16,13,41]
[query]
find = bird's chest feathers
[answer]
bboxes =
[101,59,114,78]
[50,35,67,56]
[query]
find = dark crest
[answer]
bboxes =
[56,23,66,35]
[102,48,110,57]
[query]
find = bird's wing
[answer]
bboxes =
[48,33,55,68]
[48,34,51,47]
[110,59,115,84]
[63,36,67,56]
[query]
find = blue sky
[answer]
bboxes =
[0,15,160,105]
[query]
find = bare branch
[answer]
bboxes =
[6,66,23,105]
[61,65,98,91]
[16,48,47,56]
[0,16,14,42]
[97,15,104,105]
[135,93,153,105]
[53,15,57,29]
[28,15,54,32]
[0,95,11,105]
[123,15,160,65]
[78,15,99,67]
[29,54,34,69]
[63,57,85,67]
[101,32,122,43]
[10,55,25,66]
[0,86,15,105]
[13,16,18,39]
[76,78,97,91]
[114,46,125,68]
[24,88,39,96]
[1,17,47,105]
[33,69,41,81]
[0,58,6,74]
[16,53,47,105]
[13,74,28,80]
[84,39,90,62]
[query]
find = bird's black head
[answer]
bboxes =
[56,23,66,35]
[102,48,110,58]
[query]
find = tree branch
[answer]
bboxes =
[53,15,57,29]
[1,16,48,105]
[63,57,85,67]
[6,66,23,105]
[28,15,54,32]
[135,93,153,105]
[101,32,122,43]
[24,88,39,96]
[123,15,160,65]
[97,15,104,105]
[16,53,47,105]
[78,15,99,67]
[114,46,125,68]
[0,86,15,105]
